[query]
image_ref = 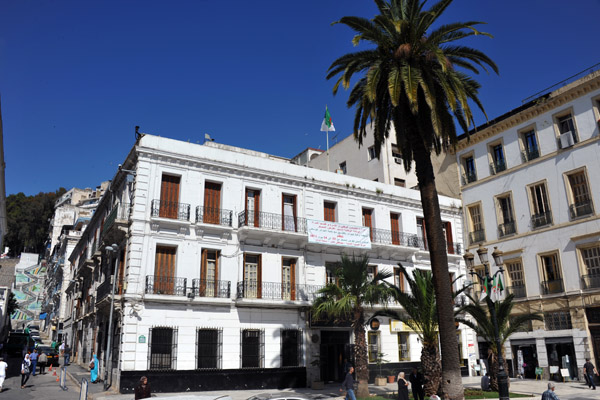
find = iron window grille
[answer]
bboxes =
[196,328,222,370]
[544,311,572,331]
[241,329,264,368]
[280,329,303,367]
[148,327,178,370]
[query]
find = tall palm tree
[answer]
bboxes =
[456,294,542,391]
[326,1,498,398]
[312,254,394,398]
[375,264,466,395]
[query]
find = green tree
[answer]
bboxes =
[312,254,394,398]
[456,293,542,391]
[7,291,18,317]
[326,1,497,397]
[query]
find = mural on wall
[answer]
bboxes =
[12,258,46,320]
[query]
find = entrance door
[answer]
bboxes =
[203,182,222,224]
[320,331,351,383]
[246,189,260,227]
[512,344,538,379]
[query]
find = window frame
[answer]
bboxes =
[577,242,600,290]
[367,146,377,161]
[538,251,564,295]
[196,328,222,370]
[553,108,579,148]
[494,191,517,238]
[280,328,303,367]
[504,258,526,298]
[324,201,337,222]
[527,180,553,229]
[398,332,410,361]
[148,326,178,371]
[339,161,347,174]
[461,152,477,184]
[563,167,594,220]
[487,139,507,175]
[241,328,265,369]
[367,331,380,363]
[466,202,486,245]
[243,253,262,299]
[394,178,406,187]
[518,124,540,162]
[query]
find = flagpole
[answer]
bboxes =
[326,128,330,172]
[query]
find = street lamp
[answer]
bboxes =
[463,244,508,400]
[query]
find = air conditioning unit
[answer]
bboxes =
[394,157,402,164]
[559,131,574,148]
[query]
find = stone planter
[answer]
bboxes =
[375,376,387,386]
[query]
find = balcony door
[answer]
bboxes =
[443,221,454,254]
[541,253,562,293]
[244,254,262,298]
[390,213,400,245]
[160,175,180,219]
[245,189,260,227]
[362,208,373,240]
[203,182,222,224]
[282,258,296,300]
[282,195,297,232]
[155,246,176,294]
[201,249,219,296]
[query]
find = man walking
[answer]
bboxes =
[409,368,425,400]
[340,366,356,400]
[38,351,48,374]
[584,358,598,390]
[541,382,560,400]
[63,344,71,366]
[30,349,39,376]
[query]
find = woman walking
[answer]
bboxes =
[90,353,99,383]
[397,371,410,400]
[135,376,152,399]
[21,353,32,388]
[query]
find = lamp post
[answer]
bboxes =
[104,243,119,390]
[463,244,509,400]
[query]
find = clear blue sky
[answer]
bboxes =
[1,0,599,195]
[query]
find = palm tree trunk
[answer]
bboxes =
[421,342,441,396]
[410,129,464,400]
[353,311,370,398]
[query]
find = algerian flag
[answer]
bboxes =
[320,106,335,132]
[479,276,488,302]
[490,276,498,303]
[490,275,505,303]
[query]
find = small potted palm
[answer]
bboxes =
[375,352,390,386]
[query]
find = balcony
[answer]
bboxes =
[236,281,323,302]
[468,229,486,245]
[190,279,231,298]
[581,274,600,290]
[151,199,190,221]
[531,211,552,229]
[506,285,527,299]
[569,200,594,219]
[145,275,187,296]
[195,206,233,227]
[541,279,564,295]
[96,277,113,303]
[498,221,516,237]
[461,171,477,185]
[489,160,507,175]
[238,210,307,233]
[521,149,540,162]
[371,229,423,249]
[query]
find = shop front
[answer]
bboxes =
[545,337,577,381]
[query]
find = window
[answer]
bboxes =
[282,258,296,300]
[324,201,336,222]
[339,161,347,174]
[243,254,262,298]
[148,327,178,370]
[200,249,219,297]
[467,204,485,244]
[203,182,222,224]
[393,267,404,292]
[282,194,297,231]
[390,213,401,245]
[496,194,516,237]
[462,155,477,184]
[325,262,340,285]
[159,174,181,219]
[580,245,600,289]
[398,333,409,361]
[505,260,526,298]
[368,331,380,362]
[529,182,552,228]
[489,143,506,174]
[556,112,579,147]
[416,217,427,249]
[544,311,572,330]
[280,329,302,367]
[566,170,593,219]
[367,265,377,281]
[457,331,464,365]
[241,329,264,368]
[196,328,222,369]
[368,146,377,161]
[245,189,261,227]
[540,253,563,294]
[521,129,540,161]
[392,144,402,162]
[153,246,177,295]
[443,221,457,254]
[394,178,406,187]
[362,208,373,240]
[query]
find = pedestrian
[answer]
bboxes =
[340,366,356,400]
[541,382,560,400]
[90,353,99,383]
[135,376,152,399]
[481,372,491,391]
[63,344,71,366]
[584,358,598,390]
[39,351,48,374]
[408,367,425,400]
[30,348,39,376]
[397,371,410,400]
[0,357,7,392]
[21,353,32,388]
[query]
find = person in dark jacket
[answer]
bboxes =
[408,368,424,400]
[135,376,151,399]
[340,366,355,400]
[584,358,598,390]
[397,371,410,400]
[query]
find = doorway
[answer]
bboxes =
[546,339,577,380]
[320,330,352,383]
[511,343,538,379]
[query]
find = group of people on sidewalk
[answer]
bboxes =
[340,366,426,400]
[19,348,52,389]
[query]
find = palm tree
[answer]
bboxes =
[326,1,498,398]
[312,254,394,398]
[456,294,542,391]
[375,264,465,395]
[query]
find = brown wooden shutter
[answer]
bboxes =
[391,213,400,245]
[362,208,373,240]
[257,255,262,299]
[445,222,454,254]
[160,175,180,219]
[200,249,208,294]
[117,246,126,295]
[290,259,296,301]
[324,202,336,222]
[155,246,176,294]
[204,182,222,224]
[254,191,260,227]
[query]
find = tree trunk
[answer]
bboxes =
[410,129,464,400]
[353,311,369,398]
[489,348,510,392]
[421,342,441,396]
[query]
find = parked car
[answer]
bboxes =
[37,345,59,366]
[5,332,35,355]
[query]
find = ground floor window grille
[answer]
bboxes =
[544,311,572,331]
[368,331,380,363]
[398,333,409,361]
[148,327,178,370]
[241,329,264,368]
[280,329,302,367]
[196,328,222,370]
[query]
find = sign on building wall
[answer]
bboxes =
[307,220,371,249]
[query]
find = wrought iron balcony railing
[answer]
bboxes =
[506,285,526,299]
[96,277,113,303]
[145,275,187,296]
[521,149,540,162]
[191,279,231,298]
[581,274,600,290]
[236,281,324,301]
[196,206,233,227]
[531,211,552,229]
[498,221,516,237]
[238,210,307,233]
[468,229,486,245]
[569,200,593,219]
[151,199,190,221]
[371,229,423,249]
[461,171,477,185]
[541,279,564,295]
[489,160,507,175]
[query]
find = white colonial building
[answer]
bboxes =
[66,134,471,394]
[455,69,600,380]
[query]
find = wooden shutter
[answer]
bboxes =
[445,222,454,254]
[257,255,262,299]
[290,259,296,300]
[245,189,261,227]
[362,208,373,240]
[160,175,180,219]
[117,246,126,295]
[204,182,222,224]
[390,213,400,245]
[200,249,208,294]
[155,246,176,294]
[417,217,427,250]
[324,202,336,222]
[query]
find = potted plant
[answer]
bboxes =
[375,352,389,386]
[387,368,396,384]
[310,356,324,389]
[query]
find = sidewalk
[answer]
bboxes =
[62,358,119,399]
